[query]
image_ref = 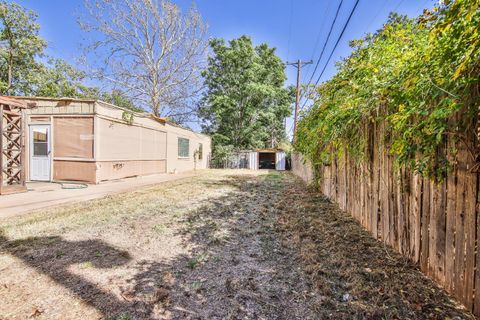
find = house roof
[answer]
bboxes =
[8,96,96,104]
[7,95,210,139]
[0,96,33,109]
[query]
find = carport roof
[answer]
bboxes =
[256,148,283,153]
[236,148,284,153]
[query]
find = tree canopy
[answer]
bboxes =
[80,0,208,122]
[0,0,45,94]
[0,1,141,112]
[200,35,293,155]
[296,0,480,178]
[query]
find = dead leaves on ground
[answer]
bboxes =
[274,174,473,319]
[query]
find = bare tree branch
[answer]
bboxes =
[80,0,208,120]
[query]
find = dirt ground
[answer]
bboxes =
[0,170,474,319]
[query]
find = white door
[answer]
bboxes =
[30,124,51,181]
[276,151,286,171]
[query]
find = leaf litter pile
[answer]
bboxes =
[0,170,474,319]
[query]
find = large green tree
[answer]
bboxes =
[28,58,143,112]
[0,0,46,94]
[0,1,142,112]
[199,36,293,153]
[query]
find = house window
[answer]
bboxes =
[198,143,203,160]
[178,137,190,158]
[54,117,94,158]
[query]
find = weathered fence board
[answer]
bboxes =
[292,122,480,315]
[464,152,476,311]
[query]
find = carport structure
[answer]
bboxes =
[220,149,286,170]
[0,97,32,195]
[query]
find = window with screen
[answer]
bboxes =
[178,137,190,158]
[198,143,203,160]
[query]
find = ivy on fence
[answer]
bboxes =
[296,0,480,179]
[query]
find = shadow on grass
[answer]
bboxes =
[0,173,301,319]
[0,232,141,317]
[0,174,314,320]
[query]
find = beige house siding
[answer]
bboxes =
[96,160,166,181]
[18,97,210,183]
[166,123,211,173]
[95,118,167,161]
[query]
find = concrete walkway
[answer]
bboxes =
[0,172,195,219]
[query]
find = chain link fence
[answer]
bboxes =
[209,151,251,169]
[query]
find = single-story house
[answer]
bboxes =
[1,96,211,192]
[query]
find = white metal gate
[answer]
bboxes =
[249,152,258,170]
[275,151,286,171]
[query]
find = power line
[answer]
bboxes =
[362,0,412,40]
[303,0,344,91]
[300,0,360,110]
[301,0,335,83]
[298,0,417,112]
[313,0,360,87]
[363,0,391,33]
[392,0,407,14]
[286,0,294,61]
[415,0,431,16]
[287,122,294,135]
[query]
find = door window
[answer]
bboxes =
[33,127,48,156]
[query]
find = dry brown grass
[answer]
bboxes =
[0,170,474,319]
[275,175,475,319]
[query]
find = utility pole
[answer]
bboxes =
[286,59,312,143]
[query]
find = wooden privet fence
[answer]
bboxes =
[293,118,480,316]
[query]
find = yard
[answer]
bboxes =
[0,170,474,319]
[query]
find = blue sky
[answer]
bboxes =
[14,0,434,134]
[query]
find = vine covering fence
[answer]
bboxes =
[292,1,479,314]
[292,118,480,315]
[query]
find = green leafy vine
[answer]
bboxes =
[296,0,480,179]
